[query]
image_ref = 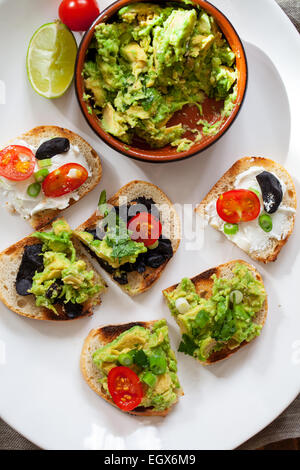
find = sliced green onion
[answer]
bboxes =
[141,371,157,388]
[259,214,272,232]
[229,290,243,305]
[37,158,52,168]
[118,352,133,367]
[27,182,41,198]
[175,297,190,314]
[149,353,167,375]
[249,187,260,198]
[98,189,106,206]
[148,240,159,250]
[224,223,239,235]
[34,168,49,183]
[98,189,108,217]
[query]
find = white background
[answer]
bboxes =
[0,0,299,450]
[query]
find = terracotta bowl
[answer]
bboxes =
[75,0,248,163]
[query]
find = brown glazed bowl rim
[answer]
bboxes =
[75,0,248,163]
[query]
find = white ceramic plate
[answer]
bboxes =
[0,0,299,450]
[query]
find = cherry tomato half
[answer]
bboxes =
[127,212,162,247]
[59,0,100,32]
[42,163,88,198]
[216,189,260,224]
[0,145,36,181]
[107,366,143,412]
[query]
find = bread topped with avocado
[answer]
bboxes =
[80,319,183,416]
[163,260,267,364]
[195,157,297,263]
[0,219,106,321]
[74,181,181,296]
[0,126,102,230]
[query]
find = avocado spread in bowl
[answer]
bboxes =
[93,319,181,411]
[164,263,266,362]
[82,2,238,153]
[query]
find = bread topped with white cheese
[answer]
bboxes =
[1,126,102,230]
[195,157,297,263]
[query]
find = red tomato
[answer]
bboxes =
[59,0,100,32]
[0,145,35,181]
[127,212,162,247]
[42,163,88,197]
[107,366,143,411]
[216,189,260,223]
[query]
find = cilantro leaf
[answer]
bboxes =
[212,309,236,342]
[178,334,197,357]
[133,349,149,368]
[195,310,210,328]
[105,216,146,260]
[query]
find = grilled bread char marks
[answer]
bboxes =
[195,157,297,263]
[5,126,102,230]
[163,260,268,365]
[76,180,181,296]
[0,220,105,321]
[98,321,150,343]
[81,320,183,417]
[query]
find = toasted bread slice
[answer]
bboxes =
[75,180,181,296]
[163,259,268,364]
[80,321,183,416]
[4,126,102,230]
[0,220,106,321]
[195,157,297,263]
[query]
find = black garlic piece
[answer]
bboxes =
[113,271,129,285]
[63,301,83,319]
[35,138,70,160]
[256,171,283,214]
[15,244,44,296]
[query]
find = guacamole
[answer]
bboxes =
[29,220,104,315]
[163,263,266,361]
[93,319,181,411]
[83,2,237,150]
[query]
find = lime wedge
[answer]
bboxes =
[26,21,77,99]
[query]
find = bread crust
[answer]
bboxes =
[195,157,297,263]
[163,259,268,364]
[4,126,102,230]
[75,180,181,296]
[80,321,183,416]
[0,219,105,321]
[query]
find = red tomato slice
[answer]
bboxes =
[0,145,35,181]
[107,366,143,412]
[127,212,162,247]
[216,189,260,223]
[59,0,100,32]
[42,163,88,198]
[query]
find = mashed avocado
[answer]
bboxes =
[93,319,181,411]
[83,2,237,150]
[163,263,266,361]
[29,220,104,314]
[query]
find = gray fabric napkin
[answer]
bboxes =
[277,0,300,31]
[0,0,299,451]
[238,394,300,450]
